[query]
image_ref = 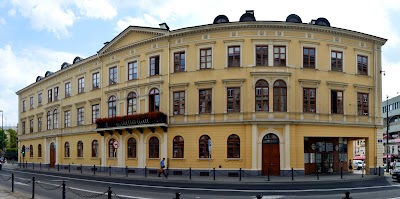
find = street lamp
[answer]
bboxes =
[0,110,3,158]
[386,96,390,173]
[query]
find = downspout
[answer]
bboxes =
[96,53,105,167]
[373,42,379,169]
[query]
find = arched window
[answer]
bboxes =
[53,109,58,129]
[92,140,99,157]
[255,80,269,111]
[108,96,116,117]
[273,80,287,112]
[127,92,137,115]
[149,88,160,112]
[127,138,136,158]
[47,111,52,130]
[109,139,117,157]
[38,144,42,157]
[30,145,33,157]
[77,141,83,157]
[199,135,211,158]
[173,136,184,158]
[149,137,159,158]
[65,142,70,157]
[262,133,279,144]
[227,134,240,158]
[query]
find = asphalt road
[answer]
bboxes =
[0,168,399,199]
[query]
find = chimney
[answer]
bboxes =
[159,23,170,31]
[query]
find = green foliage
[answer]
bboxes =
[7,129,17,148]
[0,129,7,151]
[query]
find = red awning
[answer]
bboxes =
[353,155,365,160]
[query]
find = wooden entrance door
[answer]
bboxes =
[262,133,280,176]
[50,143,55,168]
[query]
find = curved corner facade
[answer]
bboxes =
[16,18,386,176]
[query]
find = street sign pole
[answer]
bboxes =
[208,139,212,179]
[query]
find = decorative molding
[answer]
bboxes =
[353,48,372,54]
[145,49,163,55]
[170,45,189,50]
[74,101,86,107]
[223,39,245,43]
[250,72,292,77]
[299,40,320,45]
[353,84,373,92]
[194,80,217,85]
[327,44,347,49]
[251,39,291,43]
[195,41,216,46]
[298,79,321,88]
[222,78,246,83]
[326,81,348,90]
[169,83,190,88]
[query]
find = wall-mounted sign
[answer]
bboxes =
[311,143,316,150]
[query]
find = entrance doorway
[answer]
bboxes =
[50,143,55,168]
[262,133,280,176]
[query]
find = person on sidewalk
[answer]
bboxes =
[348,159,353,173]
[158,158,167,178]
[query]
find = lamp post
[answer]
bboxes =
[386,96,390,173]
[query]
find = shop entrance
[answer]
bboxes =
[262,133,280,176]
[50,143,55,168]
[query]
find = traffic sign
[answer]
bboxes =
[208,139,212,152]
[25,147,30,151]
[113,141,120,149]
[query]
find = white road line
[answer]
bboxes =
[7,169,398,193]
[67,187,152,199]
[14,182,29,186]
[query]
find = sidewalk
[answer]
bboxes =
[0,184,30,199]
[7,162,386,184]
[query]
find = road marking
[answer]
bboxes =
[6,169,398,193]
[14,182,29,186]
[50,179,69,182]
[67,187,152,199]
[260,196,284,199]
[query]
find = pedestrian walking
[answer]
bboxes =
[348,159,353,173]
[158,158,167,178]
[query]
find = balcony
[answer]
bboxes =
[96,112,168,135]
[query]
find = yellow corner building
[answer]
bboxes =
[16,11,387,176]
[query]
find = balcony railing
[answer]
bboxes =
[95,112,167,129]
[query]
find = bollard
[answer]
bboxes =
[362,168,364,178]
[32,176,35,199]
[379,166,381,176]
[213,168,215,181]
[317,170,319,180]
[267,168,270,181]
[256,195,263,199]
[189,167,192,180]
[291,168,294,181]
[174,192,181,199]
[69,164,70,172]
[58,163,60,171]
[145,166,147,178]
[107,186,112,199]
[239,168,242,181]
[11,173,14,192]
[341,167,343,179]
[342,191,352,199]
[126,166,128,177]
[81,164,83,174]
[62,181,66,199]
[109,165,111,176]
[93,165,96,175]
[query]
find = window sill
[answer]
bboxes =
[126,158,137,160]
[197,158,213,161]
[328,70,344,73]
[37,157,42,159]
[171,158,185,160]
[225,158,242,162]
[91,157,100,160]
[76,157,84,159]
[64,157,70,159]
[148,158,160,160]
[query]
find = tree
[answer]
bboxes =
[0,129,7,151]
[7,129,17,148]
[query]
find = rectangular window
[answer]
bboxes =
[128,61,138,80]
[199,89,212,113]
[77,108,84,125]
[78,77,84,93]
[331,51,343,71]
[48,89,52,102]
[30,97,34,109]
[65,82,71,97]
[92,104,100,124]
[273,46,286,66]
[54,87,59,101]
[357,55,368,75]
[38,117,42,132]
[200,48,212,69]
[228,46,240,67]
[173,91,185,115]
[256,45,268,66]
[357,93,369,116]
[22,122,25,134]
[92,72,100,89]
[174,52,185,72]
[227,87,240,112]
[22,100,26,112]
[30,119,34,133]
[150,56,160,76]
[303,88,316,113]
[64,111,71,127]
[109,67,117,85]
[38,93,42,106]
[331,90,343,114]
[303,47,316,68]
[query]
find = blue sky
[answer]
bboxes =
[0,0,400,125]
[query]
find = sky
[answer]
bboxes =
[0,0,400,126]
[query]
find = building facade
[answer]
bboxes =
[16,11,386,175]
[382,95,400,164]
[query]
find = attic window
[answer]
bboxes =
[286,14,302,23]
[213,15,229,24]
[61,62,70,70]
[36,76,43,82]
[240,13,255,22]
[45,71,54,77]
[73,56,82,64]
[315,18,330,27]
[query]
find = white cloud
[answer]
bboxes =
[0,44,77,125]
[116,14,160,32]
[0,17,5,25]
[73,0,117,20]
[10,0,118,38]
